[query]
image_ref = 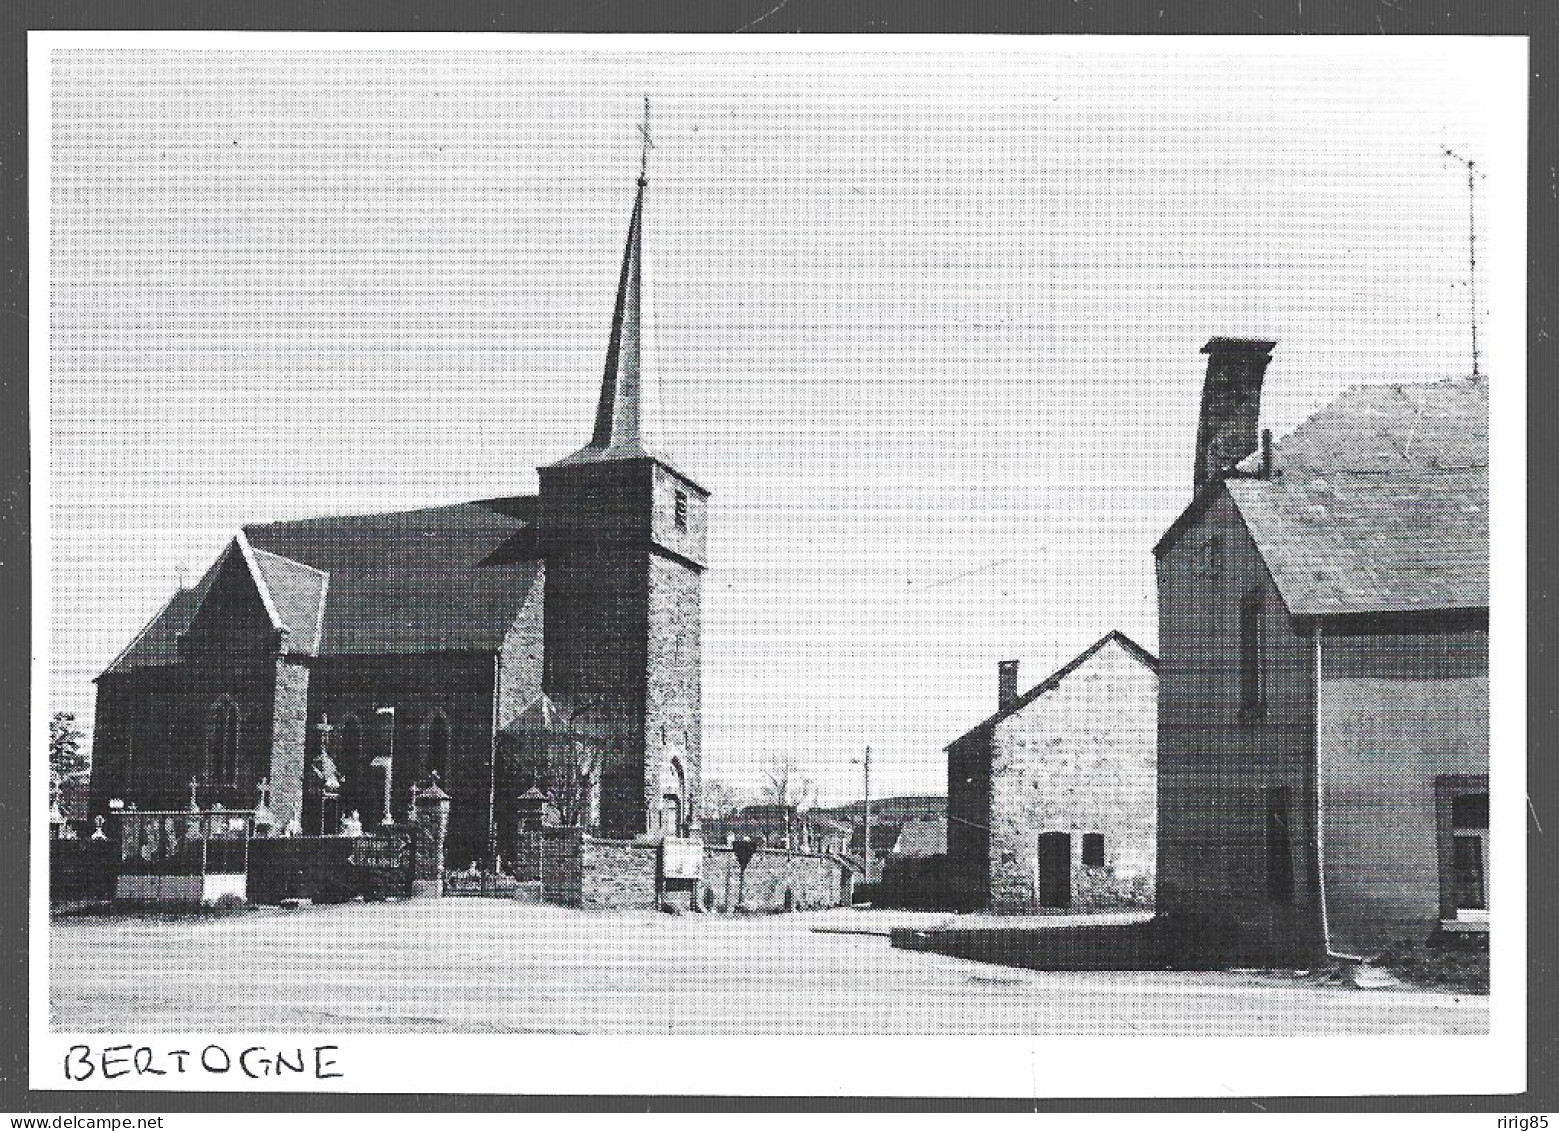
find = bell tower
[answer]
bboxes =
[537,102,706,838]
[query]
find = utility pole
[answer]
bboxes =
[1443,146,1484,379]
[853,745,873,882]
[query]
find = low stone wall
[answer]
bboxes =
[49,839,118,905]
[539,827,582,906]
[582,838,660,909]
[527,831,854,912]
[699,846,847,912]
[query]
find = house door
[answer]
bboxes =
[1036,832,1072,909]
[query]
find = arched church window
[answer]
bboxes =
[336,714,369,824]
[423,710,452,783]
[339,714,363,770]
[205,697,240,787]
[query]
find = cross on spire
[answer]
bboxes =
[637,96,654,186]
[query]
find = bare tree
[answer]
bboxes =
[757,752,815,811]
[544,733,602,829]
[699,777,743,821]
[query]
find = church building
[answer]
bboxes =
[88,155,708,869]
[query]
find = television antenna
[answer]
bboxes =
[1443,147,1486,379]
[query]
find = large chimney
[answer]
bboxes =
[998,660,1020,710]
[1193,338,1275,492]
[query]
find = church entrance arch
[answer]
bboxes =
[661,757,687,837]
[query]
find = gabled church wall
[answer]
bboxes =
[90,652,283,816]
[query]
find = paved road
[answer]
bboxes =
[50,901,1487,1036]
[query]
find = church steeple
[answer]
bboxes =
[535,101,708,841]
[552,99,665,468]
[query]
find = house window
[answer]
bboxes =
[1200,536,1224,579]
[1265,786,1294,903]
[1081,833,1105,867]
[674,489,688,531]
[205,698,240,787]
[1438,778,1489,919]
[1240,588,1265,714]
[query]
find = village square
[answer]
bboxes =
[44,48,1500,1041]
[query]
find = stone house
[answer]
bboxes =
[89,167,707,869]
[946,631,1158,913]
[1154,338,1488,963]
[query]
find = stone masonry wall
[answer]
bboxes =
[581,838,660,909]
[269,658,311,836]
[645,553,702,837]
[1156,490,1325,963]
[540,827,583,906]
[535,834,848,912]
[988,638,1157,913]
[700,846,846,912]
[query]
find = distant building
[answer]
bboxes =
[890,816,947,859]
[702,805,853,857]
[88,162,708,867]
[946,632,1158,913]
[811,795,945,862]
[1154,339,1488,962]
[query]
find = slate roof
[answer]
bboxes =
[891,815,948,858]
[248,547,328,654]
[102,497,543,676]
[1228,376,1488,617]
[945,630,1158,751]
[246,499,542,656]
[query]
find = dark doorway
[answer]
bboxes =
[1036,831,1072,909]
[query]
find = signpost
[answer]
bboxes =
[350,833,408,871]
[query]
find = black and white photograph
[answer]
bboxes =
[31,33,1525,1098]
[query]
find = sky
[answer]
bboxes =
[42,37,1522,804]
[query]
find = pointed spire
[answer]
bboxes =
[552,100,666,468]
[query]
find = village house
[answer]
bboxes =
[1154,338,1489,963]
[89,161,707,870]
[946,632,1159,913]
[875,813,950,910]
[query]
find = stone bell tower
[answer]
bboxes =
[536,108,706,839]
